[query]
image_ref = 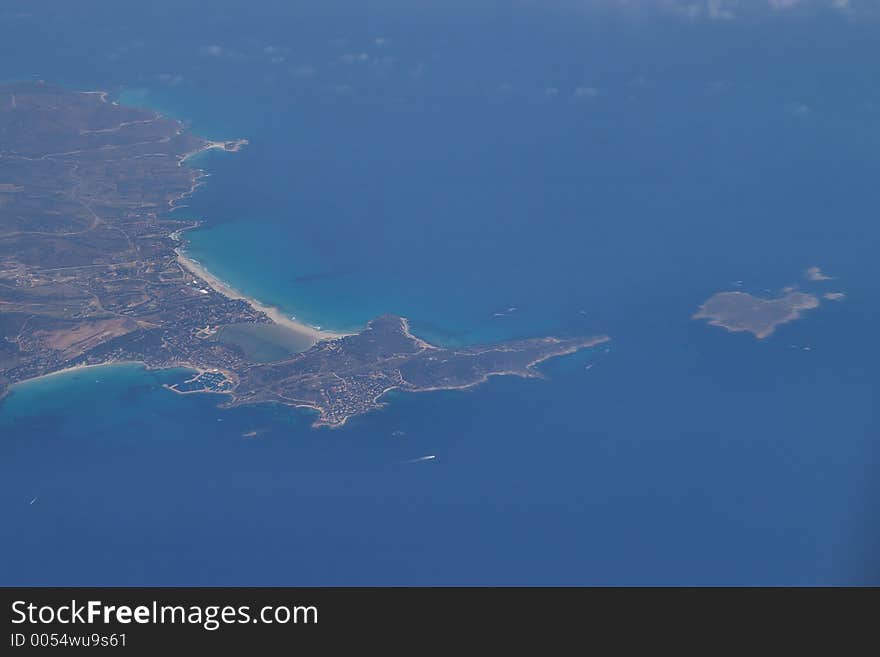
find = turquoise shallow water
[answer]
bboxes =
[1,1,878,584]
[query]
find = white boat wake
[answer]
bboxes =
[403,455,436,464]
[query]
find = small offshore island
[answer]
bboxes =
[693,290,819,339]
[0,82,609,427]
[693,266,844,339]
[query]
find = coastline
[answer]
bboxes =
[112,87,349,346]
[180,138,250,166]
[0,83,606,433]
[401,335,612,394]
[173,237,347,345]
[19,361,136,381]
[692,290,821,340]
[226,331,613,429]
[0,86,345,401]
[5,360,179,394]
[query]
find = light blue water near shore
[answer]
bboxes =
[1,1,878,584]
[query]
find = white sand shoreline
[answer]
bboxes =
[5,360,183,394]
[0,91,347,401]
[173,241,347,344]
[13,361,141,385]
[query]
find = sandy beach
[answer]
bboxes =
[166,131,345,347]
[7,360,151,393]
[174,244,346,345]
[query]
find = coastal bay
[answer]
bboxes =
[174,237,343,345]
[0,82,608,428]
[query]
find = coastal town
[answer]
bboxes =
[0,82,610,427]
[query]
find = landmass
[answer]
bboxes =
[228,315,609,427]
[0,82,609,427]
[693,290,819,339]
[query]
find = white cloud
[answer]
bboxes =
[574,86,601,99]
[706,0,736,19]
[805,266,834,281]
[410,63,427,80]
[106,39,145,63]
[291,65,317,79]
[544,87,560,97]
[157,73,185,87]
[665,0,739,21]
[339,52,369,64]
[197,44,246,60]
[787,102,812,117]
[707,79,734,92]
[325,83,354,96]
[613,0,859,20]
[199,44,225,57]
[370,56,396,71]
[663,0,737,20]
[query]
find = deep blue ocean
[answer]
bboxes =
[1,1,878,584]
